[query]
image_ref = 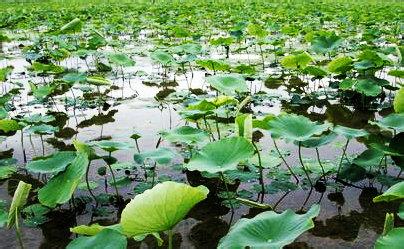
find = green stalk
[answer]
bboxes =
[15,208,24,249]
[168,229,173,249]
[220,172,234,212]
[252,142,265,203]
[315,148,326,181]
[336,139,350,180]
[108,151,120,199]
[273,139,299,183]
[298,142,313,187]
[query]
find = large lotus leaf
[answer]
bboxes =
[7,181,31,228]
[26,151,76,174]
[218,204,320,249]
[160,126,209,144]
[150,50,174,65]
[120,181,208,236]
[354,79,382,97]
[371,114,404,133]
[179,100,216,120]
[0,66,13,82]
[299,132,337,148]
[333,125,369,139]
[206,74,248,95]
[186,137,254,173]
[394,87,404,113]
[134,148,177,165]
[92,140,133,153]
[353,149,384,170]
[327,56,353,74]
[26,124,58,135]
[196,59,231,72]
[86,76,111,85]
[38,153,89,208]
[22,114,55,124]
[67,228,127,249]
[373,181,404,202]
[267,114,330,142]
[281,52,313,70]
[0,119,20,132]
[375,228,404,249]
[0,166,16,180]
[311,33,342,54]
[62,72,87,84]
[108,53,135,67]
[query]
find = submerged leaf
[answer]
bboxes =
[67,228,127,249]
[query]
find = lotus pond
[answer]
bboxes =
[0,0,404,248]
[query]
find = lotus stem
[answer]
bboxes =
[315,148,326,181]
[252,142,265,203]
[220,172,234,213]
[108,152,120,200]
[168,229,173,249]
[298,142,313,187]
[15,208,25,249]
[85,161,98,206]
[336,139,350,181]
[273,139,299,183]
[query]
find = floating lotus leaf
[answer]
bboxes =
[38,153,89,208]
[281,52,313,70]
[134,148,177,165]
[373,181,404,202]
[108,53,135,67]
[120,181,208,236]
[333,125,369,139]
[394,87,404,113]
[371,114,404,133]
[26,151,76,174]
[266,114,330,142]
[299,132,337,148]
[218,204,320,249]
[375,228,404,249]
[186,137,254,173]
[63,72,86,83]
[160,126,209,144]
[67,228,127,249]
[206,74,248,95]
[92,140,133,153]
[26,124,58,135]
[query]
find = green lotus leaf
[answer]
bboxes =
[266,114,330,142]
[134,148,177,165]
[311,32,342,54]
[281,52,313,70]
[354,79,382,97]
[0,119,20,132]
[0,200,7,228]
[371,114,404,132]
[26,124,58,135]
[299,132,337,148]
[38,153,89,208]
[339,78,356,90]
[86,76,111,85]
[67,228,127,249]
[390,133,404,169]
[70,223,122,236]
[0,166,16,180]
[22,114,55,124]
[60,18,83,34]
[160,126,209,144]
[373,181,404,202]
[22,203,51,227]
[26,151,76,174]
[77,181,99,190]
[73,140,98,160]
[7,181,32,228]
[375,228,404,249]
[327,56,353,74]
[394,87,404,113]
[186,137,254,173]
[91,140,133,153]
[353,149,384,170]
[63,72,87,84]
[108,53,135,67]
[206,74,248,95]
[218,204,320,249]
[150,50,174,65]
[0,66,13,82]
[196,59,231,72]
[302,66,327,78]
[179,100,216,120]
[333,125,369,139]
[29,83,55,100]
[30,62,64,74]
[120,181,208,236]
[235,114,253,141]
[388,70,404,79]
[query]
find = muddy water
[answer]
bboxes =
[0,39,400,249]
